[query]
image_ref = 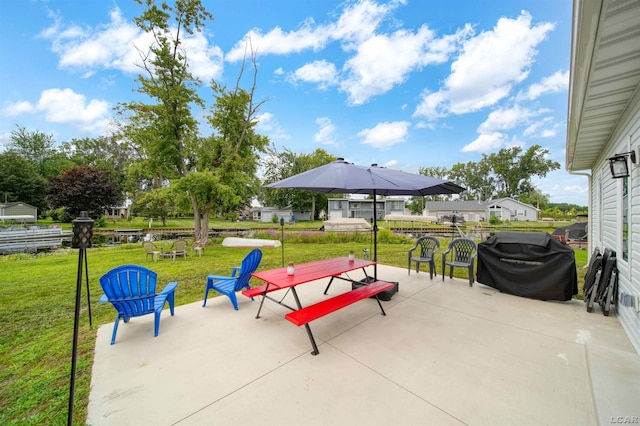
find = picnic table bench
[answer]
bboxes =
[246,257,394,355]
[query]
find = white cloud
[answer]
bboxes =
[290,60,339,89]
[182,33,224,82]
[461,132,507,152]
[41,7,223,81]
[313,117,338,145]
[523,117,555,137]
[0,132,11,150]
[330,0,398,50]
[226,21,329,63]
[3,101,35,116]
[226,0,395,62]
[340,25,468,105]
[478,105,548,133]
[3,87,112,134]
[358,120,410,149]
[255,112,290,139]
[519,69,569,100]
[414,120,436,130]
[35,88,111,133]
[228,0,452,104]
[540,128,556,137]
[414,11,554,119]
[381,159,399,168]
[465,105,550,153]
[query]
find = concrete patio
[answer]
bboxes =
[88,264,639,425]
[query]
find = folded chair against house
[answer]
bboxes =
[99,264,177,345]
[203,248,263,310]
[442,238,477,286]
[408,236,440,279]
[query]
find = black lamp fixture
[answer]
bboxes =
[608,150,636,179]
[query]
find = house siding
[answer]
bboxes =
[593,104,640,353]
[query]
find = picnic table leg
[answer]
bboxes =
[254,283,271,319]
[374,295,387,316]
[322,276,336,295]
[291,287,320,355]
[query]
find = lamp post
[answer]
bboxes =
[68,211,94,426]
[280,217,285,267]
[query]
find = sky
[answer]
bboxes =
[0,0,587,206]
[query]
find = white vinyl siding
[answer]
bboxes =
[593,109,640,353]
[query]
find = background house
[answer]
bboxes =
[252,206,313,223]
[567,0,640,352]
[327,198,405,220]
[0,202,37,223]
[423,198,538,223]
[104,201,131,220]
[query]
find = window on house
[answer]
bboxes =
[622,176,629,261]
[516,210,525,216]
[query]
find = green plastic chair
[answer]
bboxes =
[442,238,477,286]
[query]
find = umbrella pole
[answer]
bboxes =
[373,190,378,280]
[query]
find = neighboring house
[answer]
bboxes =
[253,206,313,223]
[486,197,539,222]
[327,198,405,220]
[423,198,538,222]
[566,0,640,352]
[423,200,486,222]
[104,204,131,220]
[0,202,37,223]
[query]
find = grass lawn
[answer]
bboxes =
[0,233,589,425]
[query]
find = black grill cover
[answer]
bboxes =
[477,231,577,301]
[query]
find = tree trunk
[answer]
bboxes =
[191,195,201,242]
[199,210,211,243]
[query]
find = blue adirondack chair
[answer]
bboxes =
[203,248,263,310]
[99,264,178,345]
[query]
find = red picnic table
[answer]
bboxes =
[244,257,394,355]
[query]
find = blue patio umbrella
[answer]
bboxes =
[265,158,466,279]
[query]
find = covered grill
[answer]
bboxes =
[477,231,577,301]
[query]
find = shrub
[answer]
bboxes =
[94,217,107,228]
[489,216,502,225]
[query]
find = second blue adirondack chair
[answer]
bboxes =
[203,248,263,310]
[99,264,178,345]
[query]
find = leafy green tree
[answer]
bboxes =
[417,165,454,201]
[517,188,549,210]
[46,166,123,219]
[118,0,211,180]
[448,159,495,201]
[8,125,73,177]
[260,147,336,220]
[61,136,131,185]
[0,151,47,212]
[487,145,560,198]
[418,166,449,179]
[120,0,268,242]
[132,186,174,225]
